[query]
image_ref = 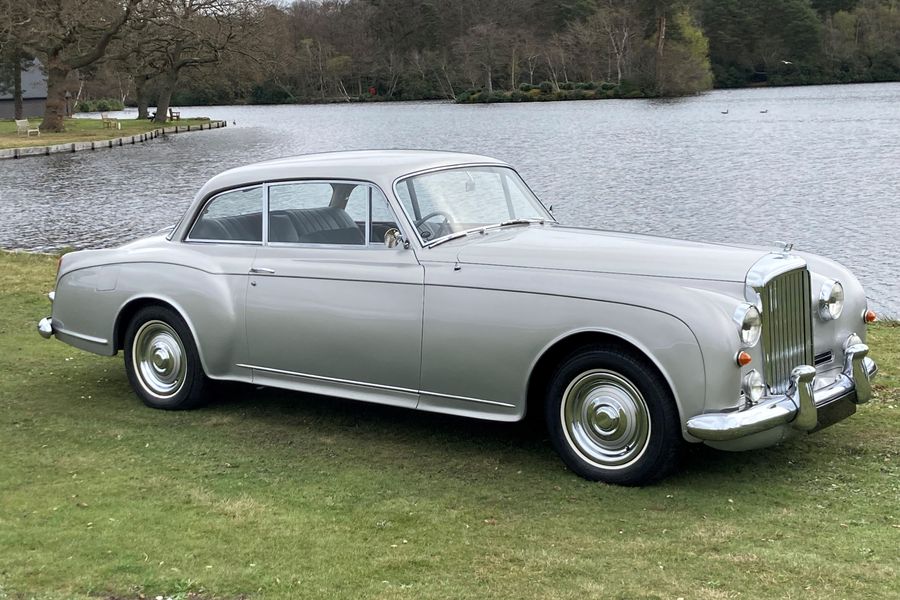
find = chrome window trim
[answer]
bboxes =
[183,239,264,247]
[390,163,555,249]
[262,179,407,249]
[184,184,265,245]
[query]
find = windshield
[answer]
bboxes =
[395,166,550,244]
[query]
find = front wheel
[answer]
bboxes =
[124,305,210,410]
[544,347,682,485]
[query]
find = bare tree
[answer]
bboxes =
[20,0,141,132]
[592,0,639,85]
[149,0,260,123]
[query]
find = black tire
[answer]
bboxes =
[123,305,210,410]
[544,346,682,485]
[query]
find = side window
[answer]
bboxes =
[344,185,368,223]
[189,187,262,242]
[268,182,365,245]
[370,188,400,244]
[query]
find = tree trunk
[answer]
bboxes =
[40,66,70,133]
[655,15,667,94]
[135,75,151,119]
[485,66,493,94]
[13,56,23,120]
[153,71,178,124]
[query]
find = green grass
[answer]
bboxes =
[0,117,212,150]
[1,250,898,599]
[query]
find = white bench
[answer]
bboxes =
[100,112,121,130]
[15,119,40,137]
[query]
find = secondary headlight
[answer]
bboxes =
[818,280,844,321]
[734,304,762,347]
[743,369,765,404]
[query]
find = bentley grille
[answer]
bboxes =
[760,268,815,394]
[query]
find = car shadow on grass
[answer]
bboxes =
[192,380,818,488]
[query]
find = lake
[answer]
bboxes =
[1,83,898,315]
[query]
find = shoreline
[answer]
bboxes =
[0,119,227,160]
[164,80,900,108]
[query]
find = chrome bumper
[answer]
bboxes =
[38,316,54,339]
[687,343,876,442]
[37,291,55,339]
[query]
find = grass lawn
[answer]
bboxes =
[0,117,212,150]
[1,250,897,599]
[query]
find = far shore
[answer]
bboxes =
[134,79,900,109]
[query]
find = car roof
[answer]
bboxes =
[202,150,509,192]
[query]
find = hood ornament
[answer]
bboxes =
[775,240,794,256]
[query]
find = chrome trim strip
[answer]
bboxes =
[236,363,515,408]
[55,327,108,345]
[422,390,516,408]
[236,363,418,394]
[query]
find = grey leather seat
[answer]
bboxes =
[271,207,364,244]
[191,206,364,245]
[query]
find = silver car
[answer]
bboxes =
[37,150,878,485]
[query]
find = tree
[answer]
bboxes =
[454,23,509,94]
[148,0,260,123]
[19,0,141,132]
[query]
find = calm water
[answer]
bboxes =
[1,83,898,314]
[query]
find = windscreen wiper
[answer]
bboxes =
[496,218,546,227]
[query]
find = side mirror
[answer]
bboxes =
[384,228,409,249]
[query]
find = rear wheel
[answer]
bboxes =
[124,305,210,410]
[544,346,682,485]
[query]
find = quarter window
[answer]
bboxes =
[189,187,263,242]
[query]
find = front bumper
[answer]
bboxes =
[687,343,876,442]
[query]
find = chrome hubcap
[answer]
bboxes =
[561,369,651,469]
[133,320,186,399]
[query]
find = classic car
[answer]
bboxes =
[37,150,878,485]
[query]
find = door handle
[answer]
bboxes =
[249,267,276,275]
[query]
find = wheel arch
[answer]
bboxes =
[526,328,685,424]
[114,295,211,375]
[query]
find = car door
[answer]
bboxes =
[243,180,424,409]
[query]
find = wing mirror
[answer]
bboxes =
[384,228,409,249]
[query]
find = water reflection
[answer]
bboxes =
[1,83,898,314]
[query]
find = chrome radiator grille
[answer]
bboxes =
[760,268,814,394]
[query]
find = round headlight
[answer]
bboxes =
[743,369,765,404]
[818,280,844,321]
[734,304,762,347]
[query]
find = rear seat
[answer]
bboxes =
[192,206,364,245]
[190,212,262,241]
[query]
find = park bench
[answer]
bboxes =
[15,119,40,137]
[168,108,181,121]
[100,112,121,130]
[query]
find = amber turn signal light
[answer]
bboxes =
[864,309,877,323]
[736,351,752,367]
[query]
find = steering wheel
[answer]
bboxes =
[414,210,453,228]
[414,210,454,239]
